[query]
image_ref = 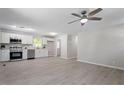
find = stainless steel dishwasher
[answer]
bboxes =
[27,49,35,59]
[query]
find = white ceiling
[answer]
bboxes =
[0,8,124,35]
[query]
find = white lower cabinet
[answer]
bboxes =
[0,49,10,62]
[35,49,48,58]
[23,49,27,59]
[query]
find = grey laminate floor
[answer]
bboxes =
[0,57,124,85]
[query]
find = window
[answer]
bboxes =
[33,37,42,48]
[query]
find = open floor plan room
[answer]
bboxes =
[1,8,124,85]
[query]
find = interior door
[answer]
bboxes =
[47,41,55,57]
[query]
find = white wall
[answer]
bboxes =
[67,35,77,59]
[77,27,124,70]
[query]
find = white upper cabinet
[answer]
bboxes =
[0,31,33,45]
[10,33,22,40]
[0,32,10,43]
[42,38,47,45]
[42,37,55,45]
[27,35,33,44]
[22,35,33,44]
[22,35,27,44]
[0,32,2,43]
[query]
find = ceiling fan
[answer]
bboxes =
[68,8,103,26]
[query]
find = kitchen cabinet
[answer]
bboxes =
[22,35,33,44]
[42,37,55,45]
[22,35,27,44]
[10,33,22,40]
[0,31,33,45]
[0,49,10,62]
[35,49,48,58]
[42,38,47,45]
[0,32,10,43]
[23,49,27,59]
[27,35,33,44]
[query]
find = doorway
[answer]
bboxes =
[56,39,61,57]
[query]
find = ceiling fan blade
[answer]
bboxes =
[88,17,102,21]
[71,13,82,18]
[68,19,81,24]
[88,8,103,16]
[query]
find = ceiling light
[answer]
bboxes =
[11,25,17,28]
[80,19,88,23]
[25,28,35,31]
[49,32,58,36]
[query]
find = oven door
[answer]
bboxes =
[10,52,22,60]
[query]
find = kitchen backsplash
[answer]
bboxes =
[0,44,33,50]
[0,44,47,50]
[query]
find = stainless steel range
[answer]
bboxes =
[10,46,22,61]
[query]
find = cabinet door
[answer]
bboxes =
[1,50,10,61]
[23,49,27,59]
[22,35,27,44]
[0,50,1,61]
[17,34,22,40]
[42,49,48,57]
[42,38,47,45]
[27,35,33,44]
[35,49,42,58]
[35,49,39,58]
[35,49,48,58]
[1,32,10,43]
[22,35,29,44]
[22,35,33,44]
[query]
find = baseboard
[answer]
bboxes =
[60,57,76,60]
[60,57,68,59]
[67,57,76,59]
[77,59,124,71]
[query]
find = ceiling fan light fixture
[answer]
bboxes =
[49,32,58,36]
[80,18,88,23]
